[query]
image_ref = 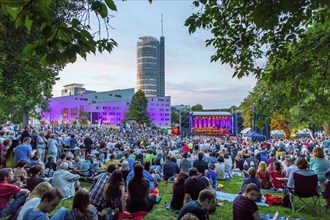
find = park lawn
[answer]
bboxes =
[4,155,329,219]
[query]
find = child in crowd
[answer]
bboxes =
[14,160,28,188]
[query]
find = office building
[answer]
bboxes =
[137,35,165,97]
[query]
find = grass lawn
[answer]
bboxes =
[56,177,328,220]
[3,155,329,219]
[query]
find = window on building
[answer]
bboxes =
[70,107,78,118]
[62,108,68,118]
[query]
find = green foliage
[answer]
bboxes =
[185,0,329,78]
[0,0,119,66]
[171,111,179,125]
[78,110,90,125]
[124,90,151,125]
[0,13,59,125]
[240,19,330,131]
[191,103,203,112]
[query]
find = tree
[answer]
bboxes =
[171,111,179,125]
[185,0,329,78]
[0,0,125,66]
[191,103,203,112]
[124,90,151,125]
[0,14,59,127]
[78,110,90,125]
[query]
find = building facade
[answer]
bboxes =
[41,88,171,127]
[137,36,165,97]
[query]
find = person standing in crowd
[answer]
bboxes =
[47,134,58,163]
[20,126,31,143]
[36,131,47,162]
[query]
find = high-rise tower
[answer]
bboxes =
[137,36,160,97]
[137,16,165,97]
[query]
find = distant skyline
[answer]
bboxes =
[53,0,257,109]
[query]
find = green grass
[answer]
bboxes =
[145,177,329,220]
[3,155,329,219]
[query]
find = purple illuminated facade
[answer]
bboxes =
[41,89,171,127]
[191,112,232,135]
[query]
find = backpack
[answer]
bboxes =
[281,188,292,208]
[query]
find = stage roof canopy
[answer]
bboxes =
[192,112,232,116]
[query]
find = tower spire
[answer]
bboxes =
[161,14,163,37]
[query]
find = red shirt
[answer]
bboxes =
[0,181,21,209]
[182,145,189,153]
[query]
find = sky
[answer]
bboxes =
[53,0,257,109]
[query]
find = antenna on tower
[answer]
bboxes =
[161,14,163,37]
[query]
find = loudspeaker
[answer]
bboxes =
[179,111,191,136]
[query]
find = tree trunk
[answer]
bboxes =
[22,110,29,129]
[323,122,330,138]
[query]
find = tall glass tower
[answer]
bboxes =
[137,35,165,97]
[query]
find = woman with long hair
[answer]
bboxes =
[127,164,157,212]
[269,161,285,190]
[256,161,271,189]
[170,171,189,211]
[103,169,128,214]
[64,188,98,220]
[18,182,52,220]
[234,152,245,171]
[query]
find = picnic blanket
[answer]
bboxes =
[216,191,269,207]
[119,211,149,220]
[260,214,304,220]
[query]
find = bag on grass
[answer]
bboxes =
[281,188,292,208]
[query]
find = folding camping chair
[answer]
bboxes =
[289,172,321,214]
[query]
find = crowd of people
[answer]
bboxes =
[0,124,329,220]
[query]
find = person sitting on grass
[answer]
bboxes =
[26,165,46,192]
[269,161,286,191]
[0,168,29,218]
[183,168,209,205]
[205,163,217,188]
[103,169,129,215]
[127,164,160,213]
[22,188,63,220]
[256,161,271,189]
[51,162,80,199]
[14,160,28,188]
[233,183,291,220]
[178,189,216,220]
[64,188,98,220]
[89,164,116,210]
[240,167,262,202]
[18,182,52,220]
[170,171,189,211]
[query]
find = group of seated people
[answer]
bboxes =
[0,138,329,220]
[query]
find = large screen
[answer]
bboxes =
[191,115,232,135]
